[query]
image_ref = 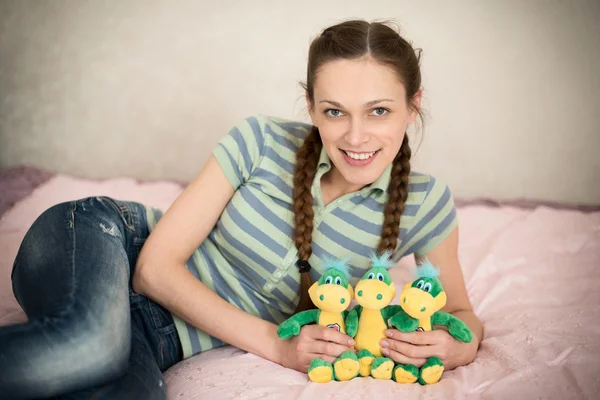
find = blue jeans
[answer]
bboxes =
[0,197,183,400]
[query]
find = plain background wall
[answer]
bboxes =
[1,0,599,205]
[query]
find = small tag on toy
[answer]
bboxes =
[326,323,341,332]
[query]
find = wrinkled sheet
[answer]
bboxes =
[1,174,599,399]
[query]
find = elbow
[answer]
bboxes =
[132,255,168,296]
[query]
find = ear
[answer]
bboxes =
[306,91,317,126]
[389,282,396,300]
[408,89,422,124]
[347,284,355,299]
[435,291,447,310]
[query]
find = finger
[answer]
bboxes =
[306,325,355,346]
[385,329,444,345]
[380,348,427,368]
[381,338,439,359]
[313,340,353,358]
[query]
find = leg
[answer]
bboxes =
[0,197,149,399]
[370,357,394,380]
[357,349,374,377]
[57,294,181,400]
[332,351,359,381]
[418,356,444,385]
[393,364,419,384]
[308,358,334,383]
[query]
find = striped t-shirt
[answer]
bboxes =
[145,115,458,359]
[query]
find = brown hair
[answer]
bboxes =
[293,20,423,313]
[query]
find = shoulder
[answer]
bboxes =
[406,171,454,210]
[236,115,312,149]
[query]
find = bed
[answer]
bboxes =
[1,166,599,399]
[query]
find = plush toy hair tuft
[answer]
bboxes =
[415,259,441,279]
[322,256,352,280]
[369,251,395,270]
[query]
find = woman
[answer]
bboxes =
[1,20,482,399]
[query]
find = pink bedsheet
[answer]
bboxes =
[1,174,599,399]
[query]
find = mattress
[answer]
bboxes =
[1,166,599,399]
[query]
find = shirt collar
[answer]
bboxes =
[315,146,391,194]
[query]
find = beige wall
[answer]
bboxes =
[1,0,599,205]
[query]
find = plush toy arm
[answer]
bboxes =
[432,311,473,343]
[381,305,402,322]
[277,309,320,339]
[388,309,419,332]
[344,309,359,338]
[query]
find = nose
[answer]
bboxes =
[344,118,369,148]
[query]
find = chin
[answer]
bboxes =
[339,168,381,187]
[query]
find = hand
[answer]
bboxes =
[276,325,356,373]
[380,329,478,370]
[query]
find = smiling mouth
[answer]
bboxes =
[341,149,381,160]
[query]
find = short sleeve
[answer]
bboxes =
[399,176,458,257]
[212,116,266,190]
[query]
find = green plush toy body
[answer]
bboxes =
[388,260,473,385]
[277,259,360,383]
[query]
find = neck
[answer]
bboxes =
[320,167,364,206]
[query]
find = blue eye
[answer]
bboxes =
[335,277,342,285]
[325,276,333,284]
[423,282,432,293]
[371,107,388,116]
[377,273,384,282]
[325,109,344,118]
[416,280,424,289]
[367,273,375,280]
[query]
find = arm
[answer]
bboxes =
[431,311,473,343]
[344,308,359,338]
[380,304,402,322]
[415,226,483,346]
[387,307,419,332]
[133,155,283,363]
[277,310,320,339]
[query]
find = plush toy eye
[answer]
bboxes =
[335,277,342,285]
[416,280,424,289]
[423,282,432,292]
[376,273,384,282]
[367,273,375,280]
[325,276,333,284]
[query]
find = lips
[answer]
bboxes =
[342,149,379,160]
[340,149,381,167]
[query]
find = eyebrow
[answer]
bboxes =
[319,99,395,108]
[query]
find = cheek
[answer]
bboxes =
[318,123,347,147]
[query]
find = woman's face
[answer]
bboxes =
[308,57,420,190]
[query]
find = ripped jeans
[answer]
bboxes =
[0,197,182,400]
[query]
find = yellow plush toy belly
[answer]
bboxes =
[353,309,387,357]
[318,311,346,334]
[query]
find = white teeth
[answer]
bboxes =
[345,150,376,160]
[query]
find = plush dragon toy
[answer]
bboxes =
[348,252,401,380]
[388,260,474,385]
[276,258,360,383]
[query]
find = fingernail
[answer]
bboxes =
[381,348,389,356]
[348,339,355,346]
[386,330,394,337]
[381,340,389,348]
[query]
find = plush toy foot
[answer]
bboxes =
[418,357,444,385]
[357,349,374,377]
[370,357,394,380]
[308,358,334,383]
[333,351,360,381]
[393,364,419,384]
